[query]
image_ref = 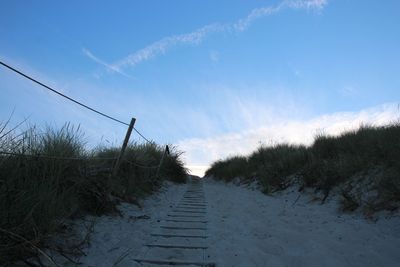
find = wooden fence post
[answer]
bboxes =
[156,145,170,178]
[112,117,136,177]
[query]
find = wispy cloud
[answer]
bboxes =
[285,0,328,10]
[82,48,134,78]
[111,24,225,71]
[84,0,329,74]
[233,6,279,32]
[234,0,327,31]
[180,103,399,177]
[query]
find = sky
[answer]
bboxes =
[1,0,399,176]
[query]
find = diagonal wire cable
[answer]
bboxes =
[0,60,130,126]
[1,60,156,144]
[133,128,152,144]
[123,158,160,169]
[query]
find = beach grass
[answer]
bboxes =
[205,123,400,211]
[0,121,187,265]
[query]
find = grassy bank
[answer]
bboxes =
[205,123,400,214]
[0,122,187,265]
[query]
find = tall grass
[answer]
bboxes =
[95,142,187,199]
[206,123,400,211]
[0,121,187,265]
[206,156,249,182]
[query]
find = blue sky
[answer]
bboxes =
[1,0,399,176]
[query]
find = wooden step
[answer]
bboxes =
[145,244,208,249]
[165,219,208,223]
[160,226,207,230]
[151,233,208,238]
[134,258,215,266]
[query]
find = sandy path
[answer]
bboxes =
[133,180,213,266]
[205,180,400,267]
[54,182,187,267]
[55,179,400,266]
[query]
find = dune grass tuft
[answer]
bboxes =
[0,121,187,265]
[206,123,400,211]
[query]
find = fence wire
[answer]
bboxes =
[0,60,170,172]
[1,60,153,144]
[123,158,161,169]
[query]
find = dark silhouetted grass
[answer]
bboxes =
[0,121,187,265]
[206,123,400,211]
[206,156,248,182]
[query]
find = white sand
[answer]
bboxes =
[50,182,187,267]
[53,180,400,267]
[205,180,400,267]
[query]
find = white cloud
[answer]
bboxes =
[111,24,225,71]
[234,0,328,31]
[82,48,134,78]
[233,5,279,32]
[85,0,329,73]
[285,0,328,10]
[179,103,399,177]
[82,48,118,71]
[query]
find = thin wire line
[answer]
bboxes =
[0,60,130,126]
[1,60,156,144]
[123,158,159,169]
[0,151,117,161]
[133,128,152,144]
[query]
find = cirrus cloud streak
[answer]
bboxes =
[84,0,329,73]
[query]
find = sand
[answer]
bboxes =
[51,179,400,267]
[205,180,400,267]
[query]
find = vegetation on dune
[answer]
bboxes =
[0,121,187,265]
[205,123,400,213]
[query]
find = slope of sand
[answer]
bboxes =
[205,179,400,267]
[54,179,400,266]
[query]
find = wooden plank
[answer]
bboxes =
[160,226,207,230]
[145,244,208,249]
[176,204,206,207]
[165,219,208,223]
[179,203,207,206]
[179,203,208,205]
[172,210,206,214]
[175,206,206,210]
[176,206,206,210]
[151,233,208,238]
[134,258,215,266]
[167,214,205,218]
